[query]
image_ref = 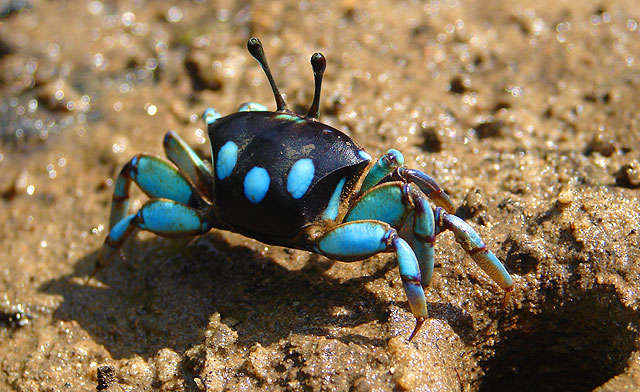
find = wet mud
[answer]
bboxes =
[1,0,639,391]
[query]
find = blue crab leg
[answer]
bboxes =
[108,154,204,229]
[409,188,437,288]
[393,167,455,214]
[98,199,212,268]
[435,207,514,305]
[344,182,436,288]
[345,182,409,226]
[314,221,428,331]
[163,130,214,201]
[359,149,405,194]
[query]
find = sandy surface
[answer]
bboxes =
[1,0,640,391]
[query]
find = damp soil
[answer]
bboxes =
[1,1,640,391]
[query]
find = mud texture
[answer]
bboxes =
[1,0,640,391]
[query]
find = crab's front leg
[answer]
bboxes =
[358,149,455,213]
[314,220,428,339]
[347,182,437,285]
[338,179,512,340]
[340,182,435,339]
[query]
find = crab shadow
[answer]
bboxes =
[40,233,473,359]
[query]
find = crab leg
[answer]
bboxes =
[108,154,204,229]
[203,108,222,125]
[346,182,410,226]
[108,200,211,244]
[345,182,436,288]
[98,199,213,269]
[392,167,455,214]
[409,188,437,288]
[434,207,514,304]
[163,130,214,202]
[314,221,428,329]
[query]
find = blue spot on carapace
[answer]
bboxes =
[358,150,372,161]
[203,108,221,125]
[237,102,267,112]
[287,159,315,199]
[322,177,346,220]
[244,167,270,203]
[216,141,238,180]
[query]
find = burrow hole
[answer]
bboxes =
[478,285,638,391]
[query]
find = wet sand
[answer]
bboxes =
[1,1,639,390]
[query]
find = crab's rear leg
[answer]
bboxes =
[435,207,514,306]
[163,130,214,202]
[97,151,210,275]
[98,199,213,270]
[314,220,428,338]
[236,102,268,112]
[108,153,205,229]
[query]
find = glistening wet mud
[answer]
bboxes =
[1,1,640,390]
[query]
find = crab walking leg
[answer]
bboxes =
[109,154,203,229]
[314,220,428,339]
[345,182,436,289]
[163,130,214,201]
[409,188,437,288]
[435,207,514,305]
[98,199,212,267]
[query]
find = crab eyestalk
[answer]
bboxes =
[306,52,326,119]
[247,37,289,113]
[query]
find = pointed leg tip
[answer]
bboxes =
[501,290,512,310]
[89,243,119,280]
[408,317,426,342]
[441,195,456,215]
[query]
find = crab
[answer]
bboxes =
[97,37,513,340]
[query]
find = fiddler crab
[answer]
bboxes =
[96,38,513,341]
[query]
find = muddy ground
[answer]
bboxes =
[1,0,640,391]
